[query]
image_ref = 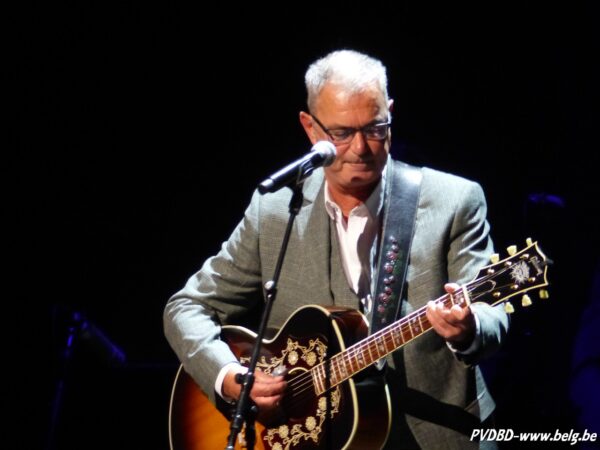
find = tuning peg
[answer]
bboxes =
[526,237,533,246]
[539,289,549,299]
[504,302,515,314]
[490,253,499,264]
[507,245,517,256]
[521,294,532,307]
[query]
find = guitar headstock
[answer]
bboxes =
[468,238,550,313]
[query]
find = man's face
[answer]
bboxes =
[304,83,391,196]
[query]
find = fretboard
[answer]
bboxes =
[311,289,469,395]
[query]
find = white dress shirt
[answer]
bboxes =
[323,176,385,316]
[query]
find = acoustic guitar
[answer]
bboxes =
[169,240,550,450]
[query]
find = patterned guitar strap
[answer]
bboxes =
[370,160,423,335]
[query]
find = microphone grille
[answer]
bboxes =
[312,141,337,166]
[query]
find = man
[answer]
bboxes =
[164,49,508,449]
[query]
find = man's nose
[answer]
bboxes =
[349,130,369,155]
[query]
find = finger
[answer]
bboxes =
[427,301,467,338]
[252,373,287,397]
[252,394,283,409]
[449,304,469,321]
[427,302,454,335]
[444,282,461,293]
[435,296,471,324]
[254,371,285,389]
[254,383,286,398]
[435,301,460,324]
[255,369,285,382]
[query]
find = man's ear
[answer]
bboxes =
[388,99,394,115]
[299,111,318,144]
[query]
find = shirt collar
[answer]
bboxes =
[324,164,386,221]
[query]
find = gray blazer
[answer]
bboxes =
[164,159,508,449]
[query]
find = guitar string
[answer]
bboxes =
[284,280,501,402]
[283,271,511,399]
[283,302,440,401]
[284,271,498,394]
[282,268,521,406]
[282,285,521,410]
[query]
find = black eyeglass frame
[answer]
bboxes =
[310,114,391,144]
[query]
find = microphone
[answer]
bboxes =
[258,141,336,194]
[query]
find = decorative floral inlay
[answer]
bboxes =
[278,425,289,439]
[263,387,341,449]
[288,350,299,365]
[238,336,336,449]
[239,338,327,374]
[305,351,317,367]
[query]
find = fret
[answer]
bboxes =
[379,332,388,354]
[461,284,471,306]
[314,365,321,394]
[366,338,375,364]
[313,365,323,395]
[356,345,366,369]
[402,322,412,342]
[376,334,387,357]
[406,319,414,339]
[338,355,348,379]
[371,338,381,360]
[335,356,344,383]
[383,330,394,353]
[330,358,339,386]
[373,336,383,359]
[347,347,356,374]
[421,313,431,333]
[410,316,421,336]
[417,312,424,333]
[391,324,403,347]
[333,356,340,382]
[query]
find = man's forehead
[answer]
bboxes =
[314,84,387,114]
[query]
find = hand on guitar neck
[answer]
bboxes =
[426,283,477,352]
[222,367,287,425]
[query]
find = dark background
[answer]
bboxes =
[10,2,599,449]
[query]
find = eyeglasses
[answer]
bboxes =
[311,114,391,145]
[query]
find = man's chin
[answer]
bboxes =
[346,161,375,171]
[346,163,379,177]
[344,171,381,190]
[326,165,383,193]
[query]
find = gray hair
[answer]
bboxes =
[305,49,389,112]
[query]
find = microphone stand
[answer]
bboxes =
[225,177,306,450]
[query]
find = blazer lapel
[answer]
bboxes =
[292,169,334,305]
[298,169,359,309]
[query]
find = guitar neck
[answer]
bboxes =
[311,290,465,395]
[310,241,550,395]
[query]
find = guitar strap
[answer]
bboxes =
[370,160,422,334]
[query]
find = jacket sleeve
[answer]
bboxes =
[447,180,510,364]
[163,190,264,404]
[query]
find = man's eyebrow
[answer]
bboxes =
[329,118,389,130]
